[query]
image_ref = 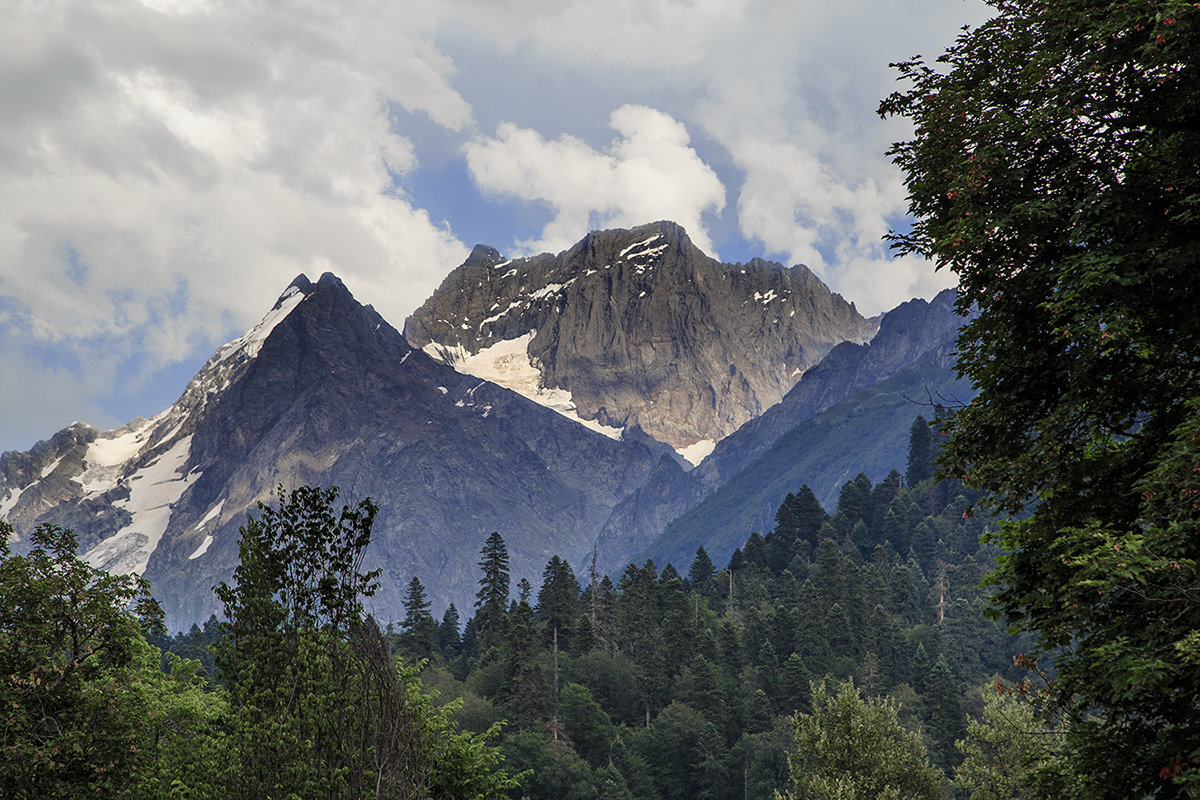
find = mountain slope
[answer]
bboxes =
[694,288,964,490]
[404,221,876,456]
[1,274,671,629]
[637,343,974,572]
[590,289,965,571]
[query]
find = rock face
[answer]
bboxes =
[694,288,965,491]
[590,289,966,572]
[404,221,877,455]
[1,273,672,630]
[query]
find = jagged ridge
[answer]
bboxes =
[404,221,877,454]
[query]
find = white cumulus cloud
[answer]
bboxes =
[464,105,726,254]
[0,0,475,448]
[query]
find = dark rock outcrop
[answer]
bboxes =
[3,273,671,629]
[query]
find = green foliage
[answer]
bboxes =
[401,576,438,658]
[213,485,517,799]
[0,523,226,800]
[355,458,1029,800]
[780,678,943,800]
[954,688,1072,800]
[882,1,1200,794]
[476,531,511,648]
[906,415,934,487]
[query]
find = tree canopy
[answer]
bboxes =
[881,1,1200,795]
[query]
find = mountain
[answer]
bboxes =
[1,225,966,630]
[693,288,964,491]
[404,221,877,458]
[637,341,974,573]
[0,274,673,630]
[590,289,966,571]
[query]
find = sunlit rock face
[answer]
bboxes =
[404,221,877,461]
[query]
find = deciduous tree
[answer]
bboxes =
[779,678,944,800]
[881,1,1200,794]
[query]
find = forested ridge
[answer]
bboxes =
[151,418,1037,799]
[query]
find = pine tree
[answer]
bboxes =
[500,597,550,731]
[922,653,966,770]
[537,555,581,651]
[438,603,462,659]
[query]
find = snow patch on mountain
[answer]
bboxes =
[441,333,624,440]
[213,283,306,365]
[0,485,25,517]
[619,233,663,258]
[677,439,716,467]
[78,417,158,494]
[84,435,199,576]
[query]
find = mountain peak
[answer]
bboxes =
[404,221,876,452]
[287,273,314,293]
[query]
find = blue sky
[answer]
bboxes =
[0,0,990,453]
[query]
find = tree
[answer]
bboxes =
[537,555,581,650]
[214,486,515,798]
[475,531,510,647]
[779,678,944,800]
[688,545,715,589]
[905,415,934,487]
[954,689,1073,800]
[881,1,1200,794]
[439,603,462,660]
[401,576,437,658]
[0,523,226,799]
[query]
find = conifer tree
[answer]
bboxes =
[922,654,966,770]
[401,576,437,658]
[474,531,510,647]
[688,545,716,590]
[906,415,935,486]
[536,555,581,650]
[500,596,549,731]
[438,603,462,659]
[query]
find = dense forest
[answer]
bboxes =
[146,417,1039,799]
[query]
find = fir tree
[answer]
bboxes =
[536,555,581,651]
[688,546,715,589]
[400,576,436,658]
[906,415,935,486]
[475,531,510,647]
[438,603,462,659]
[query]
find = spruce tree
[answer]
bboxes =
[438,603,462,659]
[536,555,581,650]
[688,546,715,589]
[401,576,436,658]
[474,531,510,647]
[906,415,935,486]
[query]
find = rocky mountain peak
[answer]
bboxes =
[404,221,877,457]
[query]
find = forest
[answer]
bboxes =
[0,418,1052,799]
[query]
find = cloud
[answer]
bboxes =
[0,1,480,450]
[443,0,990,312]
[1,0,994,449]
[0,0,471,390]
[464,105,726,254]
